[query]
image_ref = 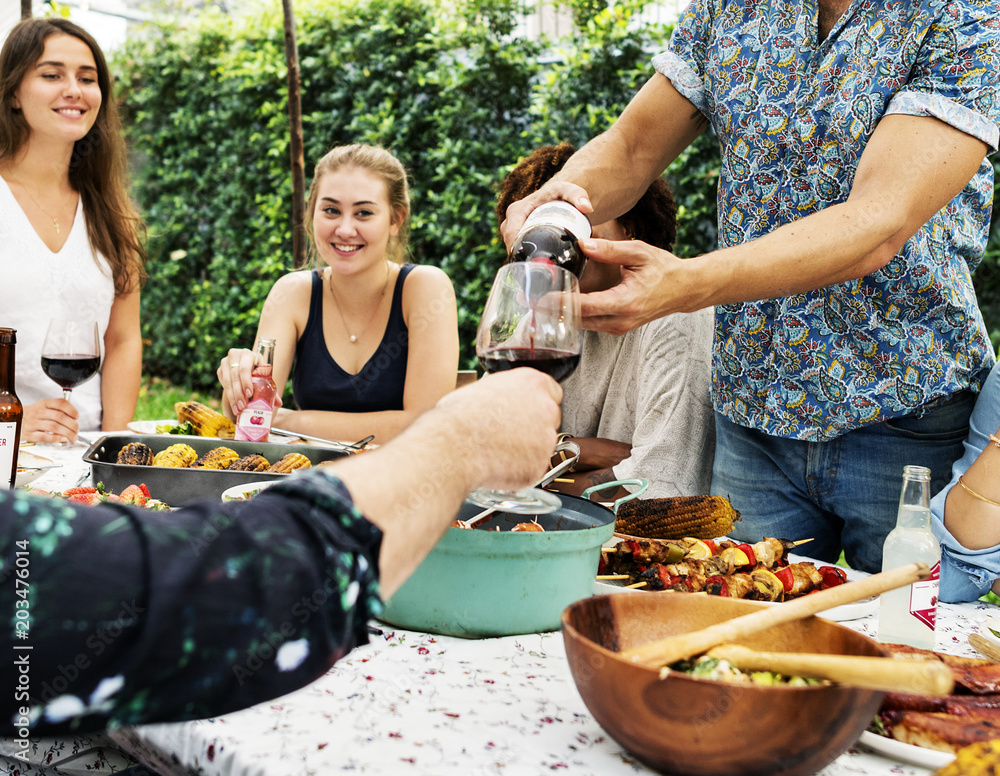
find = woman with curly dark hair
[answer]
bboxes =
[497,143,715,498]
[0,18,145,442]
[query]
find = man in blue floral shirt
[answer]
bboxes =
[502,0,999,572]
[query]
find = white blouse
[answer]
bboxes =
[0,177,115,431]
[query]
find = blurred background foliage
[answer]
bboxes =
[113,0,1000,392]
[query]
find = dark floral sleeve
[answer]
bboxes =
[0,469,383,735]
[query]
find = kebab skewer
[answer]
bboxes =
[603,536,800,575]
[636,560,848,602]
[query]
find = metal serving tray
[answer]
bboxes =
[82,433,350,506]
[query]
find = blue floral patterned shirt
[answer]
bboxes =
[654,0,1000,441]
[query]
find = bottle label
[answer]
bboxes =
[235,399,273,443]
[0,422,15,489]
[909,561,940,630]
[517,201,592,241]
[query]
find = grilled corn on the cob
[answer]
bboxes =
[192,446,240,470]
[614,495,741,540]
[117,442,153,466]
[228,454,271,472]
[152,443,198,468]
[934,740,1000,776]
[174,401,235,439]
[266,452,312,473]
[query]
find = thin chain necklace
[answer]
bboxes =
[327,261,391,344]
[6,174,66,235]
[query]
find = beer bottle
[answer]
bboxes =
[0,328,24,489]
[234,338,278,443]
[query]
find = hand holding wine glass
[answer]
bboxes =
[468,261,581,514]
[41,318,101,402]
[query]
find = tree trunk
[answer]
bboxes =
[281,0,307,269]
[21,0,32,19]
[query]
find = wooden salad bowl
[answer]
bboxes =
[562,592,888,776]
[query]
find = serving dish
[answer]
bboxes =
[856,731,954,768]
[15,450,59,488]
[82,434,349,505]
[562,592,888,776]
[221,480,282,502]
[126,419,295,444]
[378,492,618,638]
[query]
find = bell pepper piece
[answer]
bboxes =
[774,566,795,593]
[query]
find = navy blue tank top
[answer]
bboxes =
[292,265,414,412]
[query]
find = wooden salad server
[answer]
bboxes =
[705,643,954,695]
[619,562,930,668]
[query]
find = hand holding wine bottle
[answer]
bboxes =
[468,261,581,514]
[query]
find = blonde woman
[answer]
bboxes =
[218,144,458,444]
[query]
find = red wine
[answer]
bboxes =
[41,354,100,389]
[509,201,591,278]
[480,348,580,382]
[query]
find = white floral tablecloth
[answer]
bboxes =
[3,440,993,776]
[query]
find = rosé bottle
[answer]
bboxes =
[235,337,277,443]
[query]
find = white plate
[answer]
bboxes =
[15,450,59,488]
[594,544,879,621]
[592,578,877,620]
[127,419,290,444]
[978,614,1000,646]
[857,731,954,769]
[127,419,199,435]
[221,479,283,502]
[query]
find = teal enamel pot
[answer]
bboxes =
[378,481,646,638]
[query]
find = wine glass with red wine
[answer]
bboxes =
[469,261,582,514]
[41,318,100,402]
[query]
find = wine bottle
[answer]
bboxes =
[235,337,278,443]
[878,465,941,649]
[509,201,591,278]
[0,328,24,489]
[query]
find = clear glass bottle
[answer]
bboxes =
[878,465,941,649]
[0,328,24,489]
[509,201,592,279]
[234,337,277,443]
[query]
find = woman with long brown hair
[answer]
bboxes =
[0,17,145,443]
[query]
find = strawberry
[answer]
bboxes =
[119,484,148,506]
[62,486,98,497]
[138,484,151,499]
[67,492,104,506]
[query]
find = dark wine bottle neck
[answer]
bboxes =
[0,343,14,393]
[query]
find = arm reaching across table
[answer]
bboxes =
[0,368,560,735]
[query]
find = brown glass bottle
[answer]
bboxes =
[0,328,24,489]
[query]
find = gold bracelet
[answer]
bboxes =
[990,433,1000,449]
[556,432,574,445]
[958,475,1000,508]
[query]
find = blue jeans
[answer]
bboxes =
[710,392,975,573]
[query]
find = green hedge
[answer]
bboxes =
[115,0,1000,391]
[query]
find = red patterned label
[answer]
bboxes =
[909,561,940,630]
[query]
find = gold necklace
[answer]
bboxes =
[6,174,65,235]
[327,262,391,344]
